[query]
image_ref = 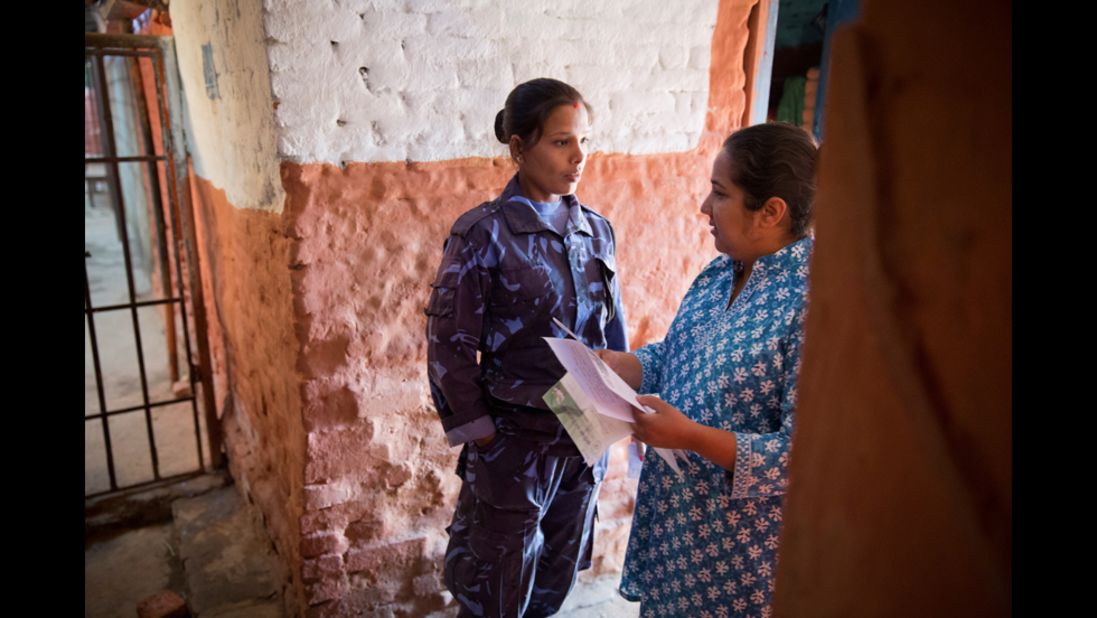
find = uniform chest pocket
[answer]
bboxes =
[488,263,555,314]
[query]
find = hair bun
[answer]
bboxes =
[494,109,507,143]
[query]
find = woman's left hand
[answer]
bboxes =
[632,395,700,450]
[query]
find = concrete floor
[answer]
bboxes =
[85,474,284,618]
[84,473,638,617]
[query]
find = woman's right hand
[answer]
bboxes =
[595,349,643,390]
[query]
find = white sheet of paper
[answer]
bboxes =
[543,337,685,476]
[544,373,632,466]
[543,338,637,422]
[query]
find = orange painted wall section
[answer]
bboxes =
[274,151,721,615]
[188,176,308,614]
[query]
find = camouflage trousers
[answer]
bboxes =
[444,421,607,617]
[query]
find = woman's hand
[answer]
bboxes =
[595,349,643,390]
[474,432,497,448]
[633,395,738,471]
[632,395,700,449]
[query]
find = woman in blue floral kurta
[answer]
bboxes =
[600,123,817,617]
